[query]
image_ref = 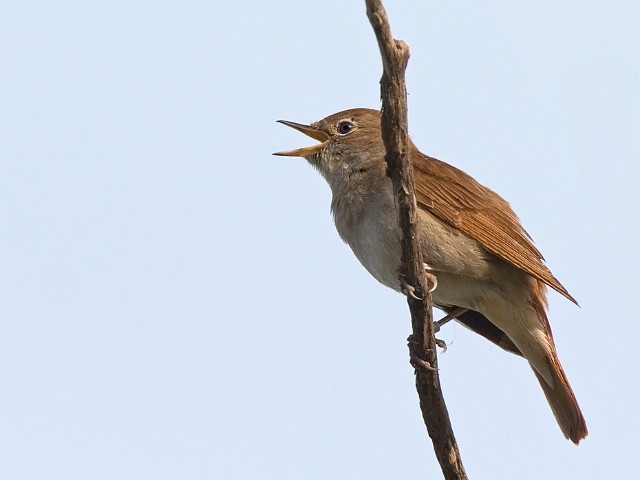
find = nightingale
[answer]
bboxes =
[273,108,587,444]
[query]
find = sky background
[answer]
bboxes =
[1,1,638,479]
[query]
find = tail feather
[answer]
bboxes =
[532,355,588,444]
[472,275,588,443]
[527,279,588,443]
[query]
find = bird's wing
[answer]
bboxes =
[413,152,577,304]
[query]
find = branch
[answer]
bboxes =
[365,1,468,478]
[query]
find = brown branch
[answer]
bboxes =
[365,1,468,478]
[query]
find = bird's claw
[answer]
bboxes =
[422,263,438,292]
[424,272,438,293]
[397,263,439,299]
[410,353,438,371]
[399,276,422,300]
[435,338,448,353]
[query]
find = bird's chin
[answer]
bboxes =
[304,153,327,174]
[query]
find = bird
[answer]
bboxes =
[274,107,587,444]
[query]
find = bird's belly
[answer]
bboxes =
[339,205,498,311]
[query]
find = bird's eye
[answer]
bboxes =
[337,120,354,135]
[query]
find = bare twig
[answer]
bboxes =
[365,1,468,478]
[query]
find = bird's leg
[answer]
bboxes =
[419,265,449,347]
[428,307,469,353]
[397,263,448,348]
[434,307,469,333]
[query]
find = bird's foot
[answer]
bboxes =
[422,263,438,293]
[399,273,422,300]
[397,263,438,299]
[407,332,447,359]
[410,353,438,371]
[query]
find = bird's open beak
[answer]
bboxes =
[273,120,330,157]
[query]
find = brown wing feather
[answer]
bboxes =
[413,150,577,304]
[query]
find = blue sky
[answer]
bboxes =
[1,1,638,478]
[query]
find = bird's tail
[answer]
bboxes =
[481,279,588,443]
[531,349,588,444]
[527,281,588,444]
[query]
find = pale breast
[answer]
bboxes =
[333,189,499,309]
[333,189,402,290]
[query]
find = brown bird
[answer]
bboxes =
[274,108,587,444]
